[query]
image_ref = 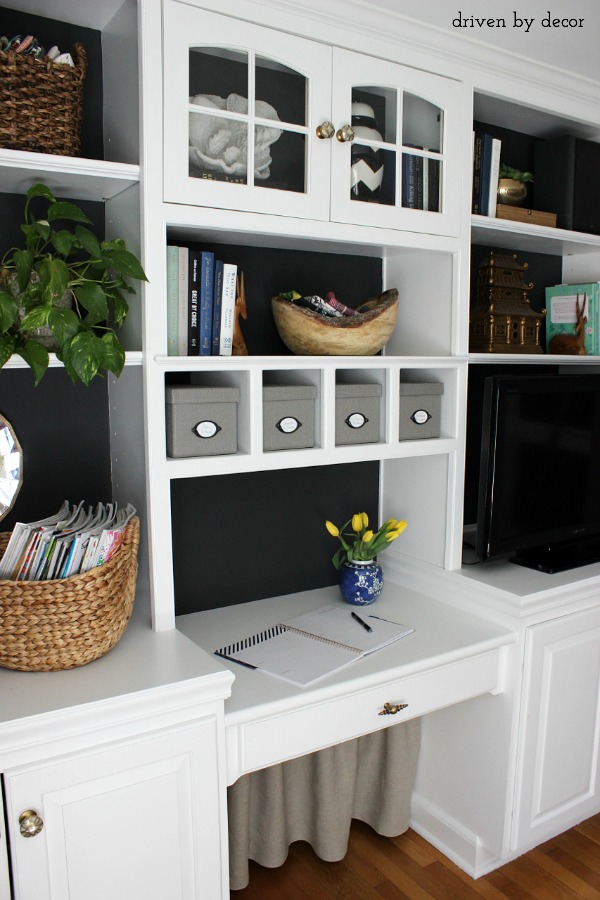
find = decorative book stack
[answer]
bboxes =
[469,251,545,354]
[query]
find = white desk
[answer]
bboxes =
[178,582,516,785]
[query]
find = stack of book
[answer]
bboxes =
[166,245,239,356]
[0,501,136,581]
[402,150,441,212]
[472,131,501,217]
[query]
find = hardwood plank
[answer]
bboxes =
[489,855,586,899]
[231,814,600,899]
[527,848,600,899]
[546,848,600,894]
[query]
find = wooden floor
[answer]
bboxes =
[231,813,600,899]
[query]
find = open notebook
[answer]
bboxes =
[214,604,415,686]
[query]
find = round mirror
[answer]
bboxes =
[0,415,23,521]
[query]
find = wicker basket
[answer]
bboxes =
[0,516,139,672]
[0,43,87,156]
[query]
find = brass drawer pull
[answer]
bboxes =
[378,702,408,716]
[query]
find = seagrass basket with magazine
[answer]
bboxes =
[0,516,139,672]
[0,42,87,156]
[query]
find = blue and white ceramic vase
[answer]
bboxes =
[338,559,383,606]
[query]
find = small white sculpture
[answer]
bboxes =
[189,93,282,179]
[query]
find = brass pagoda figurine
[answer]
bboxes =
[469,251,546,353]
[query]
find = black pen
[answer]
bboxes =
[351,611,373,633]
[215,651,257,670]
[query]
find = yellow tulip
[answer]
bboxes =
[361,512,369,528]
[352,514,362,533]
[363,530,374,543]
[325,520,340,537]
[383,518,398,529]
[386,520,407,540]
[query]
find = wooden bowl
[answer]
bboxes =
[271,289,399,356]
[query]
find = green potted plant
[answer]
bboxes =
[498,164,534,206]
[0,183,148,385]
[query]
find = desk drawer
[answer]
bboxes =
[227,649,501,782]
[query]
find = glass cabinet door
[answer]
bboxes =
[164,3,332,219]
[330,49,463,236]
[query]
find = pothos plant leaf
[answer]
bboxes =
[48,306,80,347]
[62,331,107,386]
[0,182,148,384]
[0,290,18,332]
[0,333,16,368]
[17,340,49,385]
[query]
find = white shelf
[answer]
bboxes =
[164,437,458,480]
[3,351,143,371]
[155,355,463,370]
[0,151,140,202]
[469,353,600,366]
[471,214,600,256]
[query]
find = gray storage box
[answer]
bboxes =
[335,383,382,445]
[263,384,317,451]
[166,385,240,458]
[399,382,444,440]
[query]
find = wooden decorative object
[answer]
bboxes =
[0,44,87,156]
[496,204,557,228]
[0,517,139,671]
[469,252,545,354]
[233,271,248,355]
[271,289,399,356]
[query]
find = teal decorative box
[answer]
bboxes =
[545,283,600,355]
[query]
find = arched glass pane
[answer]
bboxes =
[255,56,307,128]
[402,94,443,153]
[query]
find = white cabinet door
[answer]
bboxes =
[162,4,464,235]
[0,783,10,900]
[330,48,463,236]
[163,2,333,220]
[513,605,600,851]
[5,720,228,900]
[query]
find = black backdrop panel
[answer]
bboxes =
[171,461,380,614]
[0,368,112,530]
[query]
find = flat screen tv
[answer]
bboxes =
[474,373,600,573]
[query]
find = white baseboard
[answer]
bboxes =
[410,792,504,879]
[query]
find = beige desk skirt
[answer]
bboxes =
[228,718,421,890]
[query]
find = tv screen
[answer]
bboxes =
[474,373,600,573]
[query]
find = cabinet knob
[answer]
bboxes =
[336,124,355,143]
[378,702,408,716]
[315,121,335,140]
[19,810,44,838]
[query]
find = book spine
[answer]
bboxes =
[414,155,424,209]
[199,251,215,356]
[479,134,493,216]
[472,131,482,214]
[166,246,179,356]
[487,138,502,218]
[402,154,417,208]
[177,246,189,356]
[219,263,238,356]
[211,260,224,356]
[428,159,440,213]
[188,250,200,355]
